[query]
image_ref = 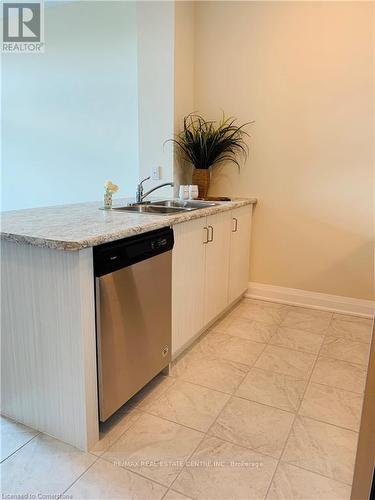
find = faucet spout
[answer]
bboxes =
[141,182,174,202]
[136,176,174,204]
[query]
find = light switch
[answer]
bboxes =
[151,166,161,180]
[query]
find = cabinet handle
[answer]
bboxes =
[203,226,209,244]
[232,217,238,232]
[208,225,214,242]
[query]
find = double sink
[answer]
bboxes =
[112,199,219,215]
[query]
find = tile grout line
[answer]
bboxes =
[58,453,101,499]
[317,354,368,370]
[271,457,356,488]
[133,376,178,412]
[170,359,252,394]
[262,311,335,500]
[303,380,366,397]
[322,333,372,347]
[98,453,170,490]
[282,412,360,435]
[161,430,206,499]
[88,408,143,459]
[61,407,150,497]
[0,431,41,464]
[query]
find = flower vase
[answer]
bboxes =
[104,191,113,209]
[192,168,210,199]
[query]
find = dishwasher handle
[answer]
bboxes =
[93,227,174,277]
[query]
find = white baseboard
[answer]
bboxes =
[245,282,375,319]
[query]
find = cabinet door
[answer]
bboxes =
[204,211,232,325]
[172,218,207,355]
[228,205,253,303]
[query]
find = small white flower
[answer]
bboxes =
[104,180,119,194]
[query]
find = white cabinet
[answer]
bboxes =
[172,205,253,357]
[228,205,253,304]
[172,218,206,355]
[204,211,232,325]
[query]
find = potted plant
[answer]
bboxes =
[169,113,252,198]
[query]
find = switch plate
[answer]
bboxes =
[151,166,161,180]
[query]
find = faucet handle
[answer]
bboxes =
[136,176,151,203]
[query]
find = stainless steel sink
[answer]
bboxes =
[110,199,220,215]
[152,200,219,209]
[111,204,188,215]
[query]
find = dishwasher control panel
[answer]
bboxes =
[151,237,168,250]
[93,227,174,277]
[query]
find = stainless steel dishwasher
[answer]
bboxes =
[93,227,174,422]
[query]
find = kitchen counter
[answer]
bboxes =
[1,195,256,452]
[0,198,257,251]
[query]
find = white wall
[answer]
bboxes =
[136,1,175,198]
[173,1,195,194]
[194,1,374,300]
[2,1,139,211]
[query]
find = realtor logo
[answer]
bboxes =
[2,2,44,52]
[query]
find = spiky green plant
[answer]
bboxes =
[168,113,253,170]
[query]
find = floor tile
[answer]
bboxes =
[266,462,351,500]
[282,416,358,484]
[224,316,277,343]
[66,457,166,499]
[1,300,364,498]
[269,326,324,354]
[234,299,289,325]
[191,330,266,367]
[236,368,306,412]
[173,435,277,500]
[328,314,373,343]
[142,380,229,432]
[0,433,96,497]
[255,345,316,380]
[90,406,141,456]
[299,383,363,431]
[128,373,176,410]
[171,351,248,394]
[0,415,39,462]
[102,413,203,487]
[320,336,370,365]
[311,356,367,394]
[209,397,294,458]
[281,308,332,334]
[210,311,237,332]
[164,490,193,500]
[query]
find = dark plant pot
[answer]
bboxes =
[192,168,210,199]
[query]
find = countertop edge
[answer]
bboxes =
[1,198,257,251]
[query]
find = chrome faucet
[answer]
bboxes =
[136,176,174,203]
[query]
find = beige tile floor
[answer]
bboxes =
[1,299,372,500]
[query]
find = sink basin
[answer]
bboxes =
[111,204,188,215]
[110,199,220,215]
[152,200,219,209]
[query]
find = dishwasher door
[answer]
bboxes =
[96,249,171,421]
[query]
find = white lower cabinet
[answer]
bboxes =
[204,211,232,325]
[172,205,253,356]
[172,218,206,355]
[228,205,253,303]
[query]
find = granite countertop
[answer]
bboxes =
[0,197,257,251]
